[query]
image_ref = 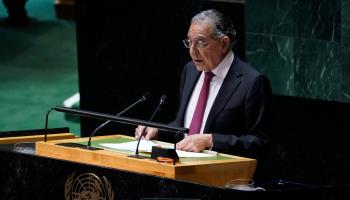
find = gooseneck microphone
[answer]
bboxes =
[44,101,188,150]
[87,92,151,147]
[129,95,167,159]
[44,108,55,142]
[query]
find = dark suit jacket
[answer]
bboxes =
[162,56,272,161]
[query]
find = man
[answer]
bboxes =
[2,0,29,26]
[135,9,272,178]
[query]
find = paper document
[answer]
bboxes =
[101,140,156,153]
[175,149,216,158]
[100,140,216,158]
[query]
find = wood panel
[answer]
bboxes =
[36,134,256,187]
[0,133,76,144]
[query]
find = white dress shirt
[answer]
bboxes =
[184,51,234,133]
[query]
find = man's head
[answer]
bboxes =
[183,9,236,72]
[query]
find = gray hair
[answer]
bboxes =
[191,9,236,48]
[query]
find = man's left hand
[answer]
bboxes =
[176,134,213,152]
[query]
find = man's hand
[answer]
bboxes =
[134,125,158,140]
[176,134,213,152]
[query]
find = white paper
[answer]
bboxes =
[175,149,216,158]
[100,140,216,158]
[101,140,156,153]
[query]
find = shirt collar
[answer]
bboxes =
[211,51,234,79]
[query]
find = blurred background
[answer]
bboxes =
[0,0,80,135]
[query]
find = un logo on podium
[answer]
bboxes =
[64,172,114,200]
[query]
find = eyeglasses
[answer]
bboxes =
[182,38,208,49]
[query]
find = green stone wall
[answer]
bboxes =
[246,0,350,103]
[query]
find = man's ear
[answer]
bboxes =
[221,36,230,52]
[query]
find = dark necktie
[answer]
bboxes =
[188,71,214,135]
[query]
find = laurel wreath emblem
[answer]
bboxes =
[64,172,114,200]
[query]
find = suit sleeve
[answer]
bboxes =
[211,75,272,159]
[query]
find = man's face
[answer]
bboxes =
[186,22,229,72]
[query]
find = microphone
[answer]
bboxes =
[44,102,188,152]
[129,95,167,159]
[44,108,55,142]
[87,92,151,147]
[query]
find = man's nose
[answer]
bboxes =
[189,44,199,54]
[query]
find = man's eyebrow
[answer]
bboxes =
[188,36,207,40]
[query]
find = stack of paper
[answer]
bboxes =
[100,140,216,158]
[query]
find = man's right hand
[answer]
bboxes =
[134,125,159,140]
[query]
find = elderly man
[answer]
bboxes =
[136,9,272,181]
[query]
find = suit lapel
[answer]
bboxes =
[178,66,201,125]
[204,58,243,132]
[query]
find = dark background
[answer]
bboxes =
[76,0,245,136]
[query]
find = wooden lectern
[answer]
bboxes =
[36,134,257,187]
[0,133,76,144]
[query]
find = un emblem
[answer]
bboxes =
[64,172,114,200]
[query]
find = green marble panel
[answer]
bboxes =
[293,0,341,41]
[246,33,295,96]
[246,0,341,41]
[341,44,350,102]
[245,0,294,36]
[294,39,342,101]
[342,0,350,44]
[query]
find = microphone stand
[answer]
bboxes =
[44,106,188,153]
[87,95,148,148]
[129,95,166,159]
[44,108,55,142]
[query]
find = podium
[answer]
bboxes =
[0,127,76,144]
[36,134,257,188]
[0,133,76,144]
[1,132,349,199]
